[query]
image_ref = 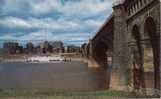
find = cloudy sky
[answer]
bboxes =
[0,0,113,46]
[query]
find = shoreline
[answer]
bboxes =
[0,57,86,63]
[0,53,85,63]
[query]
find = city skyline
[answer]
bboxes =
[0,40,81,48]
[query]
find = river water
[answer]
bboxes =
[0,62,110,91]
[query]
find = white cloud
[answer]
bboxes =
[1,0,113,17]
[0,34,16,40]
[60,0,112,17]
[0,16,31,28]
[85,19,103,28]
[29,0,61,14]
[32,0,113,19]
[0,16,104,33]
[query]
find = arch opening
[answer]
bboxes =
[144,17,160,90]
[93,41,111,69]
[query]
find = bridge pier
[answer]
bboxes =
[110,4,131,91]
[87,40,101,69]
[87,58,100,69]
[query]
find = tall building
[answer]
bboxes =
[64,45,81,53]
[26,42,34,54]
[50,41,64,53]
[3,42,19,54]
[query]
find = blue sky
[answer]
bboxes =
[0,0,113,46]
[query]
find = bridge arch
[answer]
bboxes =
[93,41,112,69]
[143,17,160,90]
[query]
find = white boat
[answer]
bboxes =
[26,56,65,63]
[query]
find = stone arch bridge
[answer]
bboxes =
[81,0,161,96]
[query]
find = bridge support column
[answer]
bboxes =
[87,40,100,69]
[110,4,131,91]
[158,25,161,97]
[159,1,161,95]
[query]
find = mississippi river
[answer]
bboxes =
[0,62,110,91]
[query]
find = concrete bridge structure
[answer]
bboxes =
[81,0,161,96]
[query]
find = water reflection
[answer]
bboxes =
[0,62,110,91]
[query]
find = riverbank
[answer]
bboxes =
[0,89,158,98]
[0,89,138,99]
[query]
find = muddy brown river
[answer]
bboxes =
[0,62,110,91]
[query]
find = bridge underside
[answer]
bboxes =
[87,16,114,70]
